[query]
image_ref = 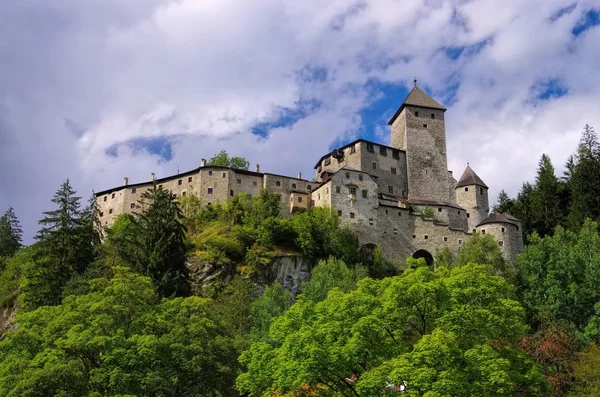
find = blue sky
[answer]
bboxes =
[0,0,599,242]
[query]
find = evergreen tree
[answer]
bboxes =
[569,125,600,229]
[0,207,22,257]
[531,154,561,236]
[512,182,536,242]
[118,185,190,298]
[493,189,515,214]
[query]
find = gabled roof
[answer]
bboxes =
[455,164,488,189]
[388,85,446,125]
[314,138,405,169]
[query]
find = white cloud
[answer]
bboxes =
[0,0,599,241]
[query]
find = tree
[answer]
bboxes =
[570,343,600,396]
[116,185,190,298]
[455,232,513,280]
[21,180,95,310]
[0,207,22,258]
[516,220,600,332]
[300,257,356,303]
[531,154,561,236]
[250,282,291,343]
[0,267,240,396]
[208,149,250,170]
[493,189,516,214]
[238,264,549,396]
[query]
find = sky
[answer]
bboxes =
[1,0,599,243]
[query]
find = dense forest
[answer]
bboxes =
[1,126,600,396]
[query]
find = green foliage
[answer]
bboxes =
[435,246,454,269]
[531,154,562,237]
[421,206,435,219]
[250,282,291,343]
[517,219,600,332]
[208,149,250,170]
[406,256,428,269]
[570,343,600,396]
[300,257,356,303]
[114,185,191,298]
[0,207,22,258]
[456,232,514,280]
[0,247,36,308]
[0,267,240,396]
[368,245,397,278]
[238,264,548,396]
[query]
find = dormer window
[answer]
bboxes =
[324,158,331,166]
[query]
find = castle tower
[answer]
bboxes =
[476,212,524,264]
[455,164,489,232]
[388,84,449,202]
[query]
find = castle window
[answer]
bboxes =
[362,189,368,198]
[178,179,182,185]
[413,234,416,239]
[499,241,504,247]
[398,211,401,216]
[369,218,374,225]
[188,176,193,182]
[366,143,374,153]
[253,181,257,187]
[359,174,364,181]
[393,149,400,160]
[415,111,419,117]
[350,212,355,219]
[480,187,484,195]
[388,186,393,194]
[276,181,281,187]
[424,235,428,240]
[473,229,476,233]
[292,183,297,189]
[298,197,303,203]
[346,172,350,179]
[457,210,460,214]
[338,210,342,216]
[237,179,241,184]
[173,193,177,198]
[230,190,234,197]
[318,194,320,200]
[380,146,387,156]
[465,187,468,192]
[391,167,397,174]
[350,145,356,154]
[132,188,137,194]
[349,187,356,195]
[467,213,470,218]
[393,228,398,234]
[336,186,341,193]
[423,123,428,128]
[307,185,312,190]
[372,162,377,170]
[109,209,113,214]
[431,113,435,119]
[112,193,115,199]
[385,209,388,214]
[130,203,135,209]
[317,166,322,173]
[158,184,162,189]
[482,229,486,235]
[182,191,187,197]
[100,211,104,217]
[278,194,282,201]
[502,227,505,233]
[209,171,213,176]
[324,158,331,166]
[459,239,463,244]
[103,196,107,202]
[208,188,213,194]
[438,207,442,212]
[444,237,448,242]
[326,187,329,194]
[222,173,226,178]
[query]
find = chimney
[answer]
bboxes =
[201,159,207,167]
[151,172,155,181]
[255,164,260,173]
[123,177,129,186]
[297,172,302,180]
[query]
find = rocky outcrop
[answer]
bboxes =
[0,300,18,336]
[187,255,313,297]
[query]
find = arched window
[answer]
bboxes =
[292,183,297,189]
[276,181,281,187]
[307,185,312,191]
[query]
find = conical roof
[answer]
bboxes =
[456,164,488,188]
[388,85,446,125]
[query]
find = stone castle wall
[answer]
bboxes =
[476,222,521,264]
[455,185,490,233]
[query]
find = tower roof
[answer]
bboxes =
[477,212,520,228]
[388,85,447,125]
[456,164,488,189]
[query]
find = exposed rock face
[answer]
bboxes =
[187,255,313,297]
[0,301,18,336]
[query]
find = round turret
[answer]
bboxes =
[475,212,523,263]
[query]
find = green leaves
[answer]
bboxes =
[238,264,545,396]
[208,149,250,170]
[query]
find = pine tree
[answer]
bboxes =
[118,185,190,298]
[531,154,561,237]
[493,189,515,214]
[511,182,536,243]
[0,207,23,257]
[569,125,600,229]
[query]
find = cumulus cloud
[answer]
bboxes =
[0,0,599,242]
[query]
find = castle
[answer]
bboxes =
[95,85,523,265]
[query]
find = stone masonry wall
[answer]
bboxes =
[455,185,489,232]
[476,222,521,264]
